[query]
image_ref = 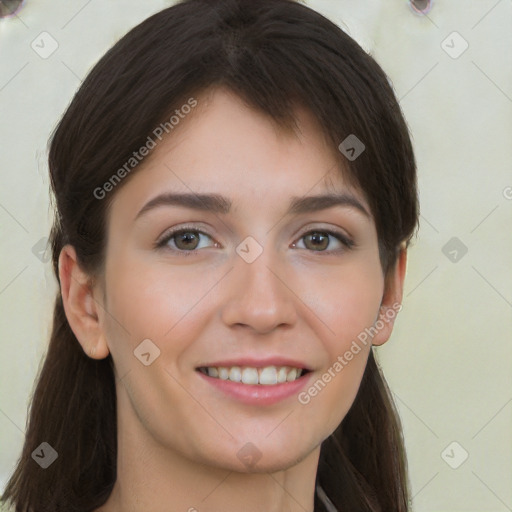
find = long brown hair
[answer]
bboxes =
[1,0,418,510]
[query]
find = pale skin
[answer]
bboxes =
[59,87,407,512]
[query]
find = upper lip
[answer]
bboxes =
[196,357,312,371]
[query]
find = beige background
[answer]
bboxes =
[1,1,511,511]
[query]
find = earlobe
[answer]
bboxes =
[371,245,407,347]
[58,244,110,359]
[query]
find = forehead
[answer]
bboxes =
[107,87,370,223]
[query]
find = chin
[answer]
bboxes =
[210,441,317,474]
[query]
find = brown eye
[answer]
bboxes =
[157,228,215,255]
[295,229,354,254]
[174,231,201,250]
[303,232,329,251]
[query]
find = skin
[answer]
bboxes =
[59,86,407,512]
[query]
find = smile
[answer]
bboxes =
[196,363,313,406]
[197,365,307,385]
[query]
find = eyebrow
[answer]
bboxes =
[134,191,370,221]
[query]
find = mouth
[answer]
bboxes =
[196,364,313,405]
[196,365,311,385]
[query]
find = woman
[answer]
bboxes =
[1,0,419,510]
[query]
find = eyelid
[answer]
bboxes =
[299,228,354,248]
[155,224,355,254]
[154,224,214,249]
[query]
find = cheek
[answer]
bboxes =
[298,322,373,438]
[295,254,384,343]
[294,257,382,430]
[100,254,217,438]
[102,251,231,388]
[306,350,371,437]
[104,252,219,339]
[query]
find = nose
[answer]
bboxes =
[220,246,297,334]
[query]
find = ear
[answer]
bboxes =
[58,244,110,359]
[371,244,407,347]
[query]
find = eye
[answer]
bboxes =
[155,226,354,256]
[293,229,354,253]
[156,227,216,255]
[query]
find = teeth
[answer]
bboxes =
[207,367,218,378]
[259,366,277,385]
[200,365,305,385]
[277,367,288,384]
[228,366,242,382]
[286,368,298,382]
[241,367,259,385]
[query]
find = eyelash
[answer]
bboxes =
[155,225,355,257]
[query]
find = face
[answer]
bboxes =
[88,87,399,473]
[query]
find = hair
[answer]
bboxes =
[1,0,419,510]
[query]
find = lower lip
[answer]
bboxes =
[197,371,312,405]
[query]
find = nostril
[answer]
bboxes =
[409,0,433,15]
